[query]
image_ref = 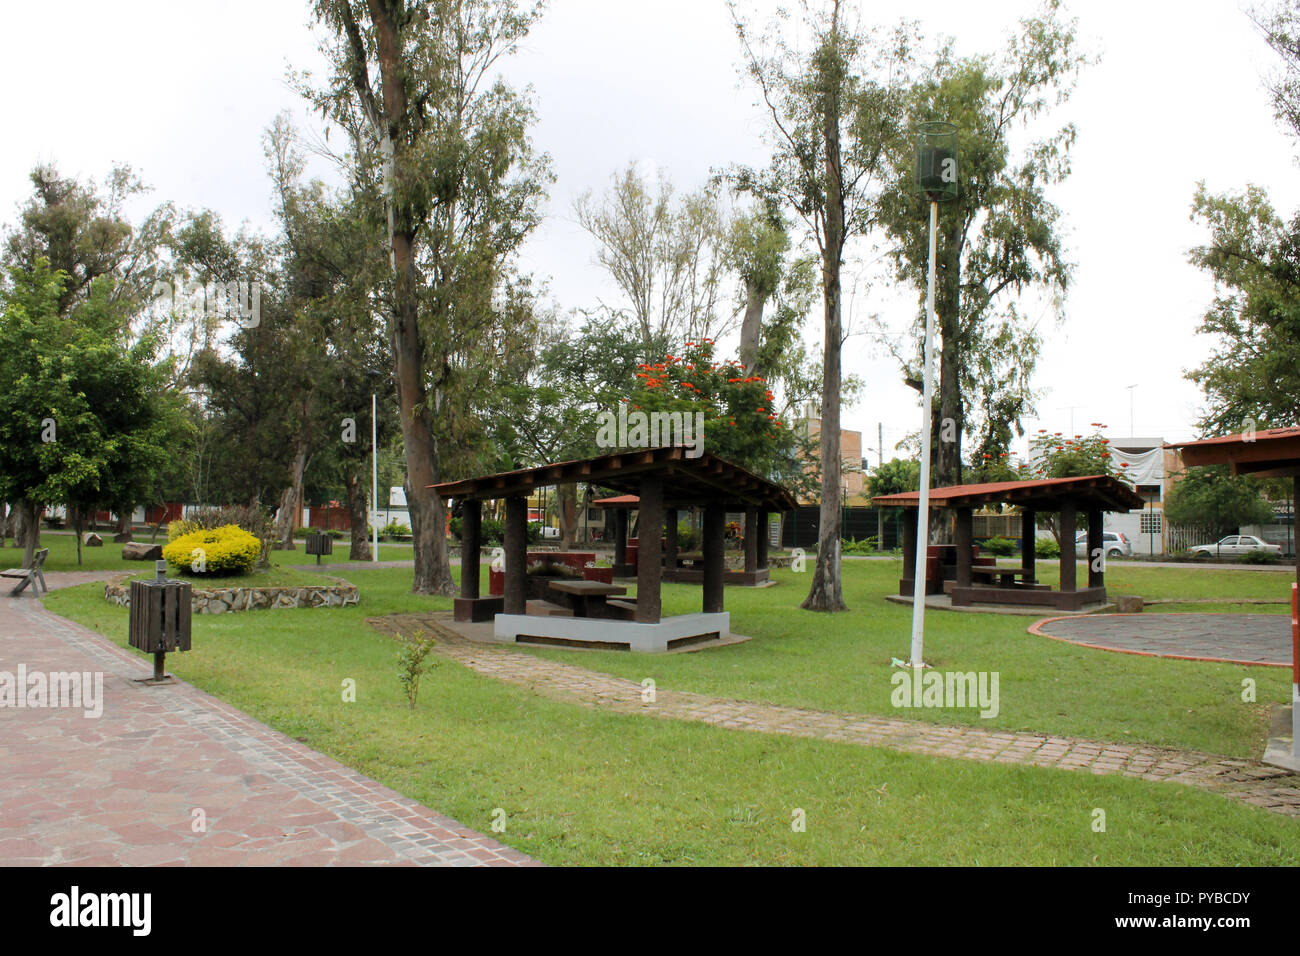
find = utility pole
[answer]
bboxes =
[1126,384,1137,437]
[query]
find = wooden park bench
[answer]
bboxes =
[2,547,49,596]
[969,564,1037,588]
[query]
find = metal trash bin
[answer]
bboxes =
[128,561,192,683]
[305,532,333,565]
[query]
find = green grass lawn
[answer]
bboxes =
[41,556,1300,865]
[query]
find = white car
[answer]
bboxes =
[1074,530,1132,559]
[541,526,561,539]
[1187,535,1282,558]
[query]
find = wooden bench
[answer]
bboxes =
[970,565,1036,588]
[2,547,49,596]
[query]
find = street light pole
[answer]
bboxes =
[907,121,958,671]
[910,199,940,669]
[372,392,379,564]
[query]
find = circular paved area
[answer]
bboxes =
[1030,612,1293,666]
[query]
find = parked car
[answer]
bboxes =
[1074,530,1132,559]
[541,526,561,539]
[1187,535,1282,558]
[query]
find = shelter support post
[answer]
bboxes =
[1087,507,1105,589]
[744,508,759,574]
[1022,508,1036,582]
[901,509,918,584]
[664,508,678,569]
[1059,502,1077,593]
[460,499,481,599]
[756,510,769,570]
[954,507,973,588]
[504,496,527,615]
[702,503,724,614]
[636,476,664,623]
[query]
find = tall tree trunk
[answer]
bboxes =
[738,280,765,375]
[558,482,578,550]
[935,216,963,488]
[392,231,455,596]
[273,441,311,549]
[19,500,39,567]
[73,505,83,567]
[803,40,848,613]
[115,505,133,542]
[345,467,372,562]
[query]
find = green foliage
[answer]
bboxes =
[395,629,438,710]
[1035,536,1061,558]
[1164,465,1275,539]
[980,537,1017,556]
[877,3,1089,483]
[868,458,921,498]
[163,525,261,576]
[676,523,701,552]
[624,339,806,492]
[841,537,878,555]
[379,521,412,540]
[1240,549,1282,565]
[481,518,505,544]
[1186,183,1300,431]
[1026,427,1127,481]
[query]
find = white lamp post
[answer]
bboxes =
[908,121,958,670]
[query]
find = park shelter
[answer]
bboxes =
[590,493,776,587]
[431,446,795,652]
[1166,427,1300,586]
[872,475,1145,611]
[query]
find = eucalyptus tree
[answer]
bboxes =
[575,163,732,349]
[878,1,1087,487]
[306,0,552,595]
[731,0,916,612]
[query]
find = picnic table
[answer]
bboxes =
[970,564,1036,588]
[547,579,628,618]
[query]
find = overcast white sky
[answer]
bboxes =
[1,0,1295,466]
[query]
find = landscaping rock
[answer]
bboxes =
[83,532,103,547]
[122,542,163,560]
[1115,595,1144,613]
[112,531,133,543]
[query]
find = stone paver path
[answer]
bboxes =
[0,574,536,866]
[1032,612,1292,667]
[378,613,1300,818]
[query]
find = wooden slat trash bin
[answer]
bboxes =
[305,532,333,565]
[128,561,192,683]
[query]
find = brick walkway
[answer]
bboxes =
[378,613,1300,819]
[0,574,536,866]
[1032,612,1292,666]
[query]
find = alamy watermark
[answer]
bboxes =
[595,405,704,458]
[151,278,261,328]
[0,665,103,718]
[890,668,999,718]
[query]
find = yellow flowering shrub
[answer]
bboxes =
[162,524,261,576]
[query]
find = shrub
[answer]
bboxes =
[1240,549,1281,565]
[162,525,261,576]
[327,529,344,539]
[527,561,581,578]
[379,520,411,540]
[1035,536,1061,558]
[981,537,1017,556]
[167,518,200,541]
[676,523,700,552]
[527,521,543,544]
[842,536,878,555]
[481,518,505,544]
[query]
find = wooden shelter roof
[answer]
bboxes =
[431,446,797,512]
[871,474,1145,512]
[1166,427,1300,478]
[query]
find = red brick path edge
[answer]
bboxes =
[0,573,538,866]
[376,613,1300,819]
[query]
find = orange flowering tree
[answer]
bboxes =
[1025,423,1132,544]
[1026,424,1131,483]
[624,339,809,493]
